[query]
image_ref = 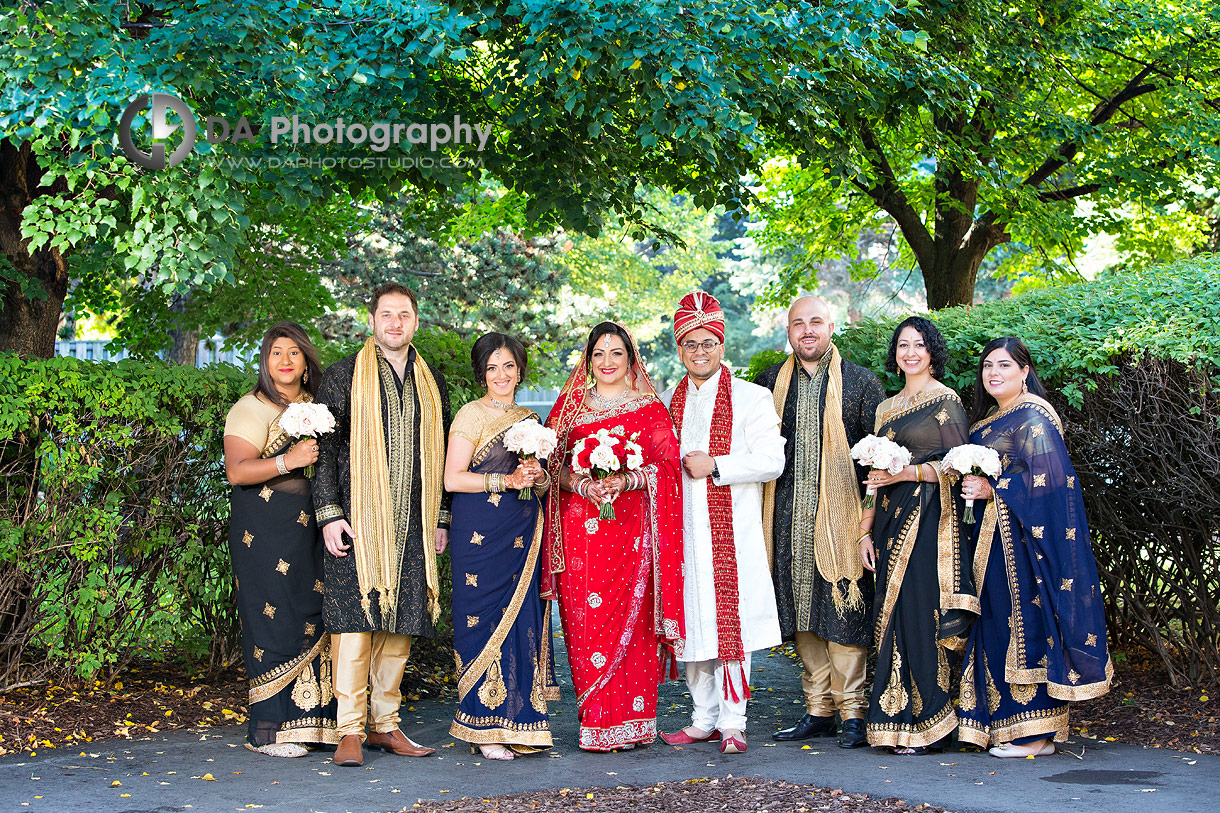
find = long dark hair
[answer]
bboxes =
[884,316,948,381]
[471,332,528,388]
[970,336,1049,424]
[253,322,322,407]
[583,322,636,372]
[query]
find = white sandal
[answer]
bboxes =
[476,743,515,761]
[988,739,1054,758]
[246,742,308,758]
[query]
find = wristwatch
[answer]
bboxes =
[711,461,720,481]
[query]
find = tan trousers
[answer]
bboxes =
[793,631,867,719]
[331,631,413,740]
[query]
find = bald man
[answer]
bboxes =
[755,297,884,749]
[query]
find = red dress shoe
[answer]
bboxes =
[334,734,364,767]
[660,728,722,745]
[720,734,747,754]
[366,729,435,757]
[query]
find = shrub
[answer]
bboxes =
[747,254,1220,687]
[0,356,250,685]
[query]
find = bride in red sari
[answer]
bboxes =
[543,322,684,751]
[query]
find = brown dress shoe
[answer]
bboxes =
[366,729,435,757]
[334,734,364,767]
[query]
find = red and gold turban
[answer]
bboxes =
[673,291,725,343]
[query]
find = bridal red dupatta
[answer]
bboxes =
[542,328,684,751]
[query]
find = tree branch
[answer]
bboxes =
[854,123,934,269]
[1022,64,1159,190]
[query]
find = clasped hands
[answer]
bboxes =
[578,473,627,506]
[504,457,545,491]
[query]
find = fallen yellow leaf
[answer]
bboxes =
[202,773,216,781]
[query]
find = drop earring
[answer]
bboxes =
[1021,378,1028,394]
[303,368,309,384]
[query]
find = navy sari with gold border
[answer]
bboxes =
[448,402,559,749]
[957,394,1111,747]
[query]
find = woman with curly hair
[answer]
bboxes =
[858,317,978,754]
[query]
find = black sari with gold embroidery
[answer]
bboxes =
[866,387,977,749]
[227,406,337,746]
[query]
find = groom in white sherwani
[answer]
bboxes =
[660,291,786,755]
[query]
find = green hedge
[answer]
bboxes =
[747,254,1220,687]
[0,329,487,687]
[0,356,251,684]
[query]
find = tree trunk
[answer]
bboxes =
[167,291,199,366]
[0,140,69,358]
[921,221,1010,310]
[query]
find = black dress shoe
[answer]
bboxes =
[838,717,867,748]
[772,713,837,741]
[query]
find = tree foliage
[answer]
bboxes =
[1,0,895,356]
[757,0,1220,308]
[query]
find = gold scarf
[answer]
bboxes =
[762,345,864,613]
[349,338,445,628]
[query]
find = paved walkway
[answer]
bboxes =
[4,637,1217,813]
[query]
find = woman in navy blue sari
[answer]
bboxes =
[956,338,1111,758]
[443,333,559,761]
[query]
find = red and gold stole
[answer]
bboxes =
[668,364,750,700]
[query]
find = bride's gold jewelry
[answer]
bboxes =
[590,386,630,410]
[488,395,515,410]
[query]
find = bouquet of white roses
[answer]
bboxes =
[279,402,337,478]
[503,419,558,499]
[850,434,913,509]
[943,444,1003,523]
[571,427,644,520]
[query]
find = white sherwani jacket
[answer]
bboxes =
[662,369,785,662]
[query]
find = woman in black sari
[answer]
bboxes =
[858,317,978,754]
[224,322,337,756]
[443,333,559,761]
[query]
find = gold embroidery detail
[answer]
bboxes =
[1067,476,1076,489]
[313,580,324,594]
[980,427,992,438]
[997,478,1010,490]
[1033,473,1047,488]
[466,573,478,587]
[1066,527,1077,540]
[530,653,549,713]
[1032,595,1042,607]
[304,622,316,636]
[1031,423,1044,438]
[885,428,897,441]
[242,530,253,547]
[1038,655,1048,667]
[1068,669,1081,684]
[911,680,923,717]
[1061,578,1073,591]
[935,408,949,425]
[878,647,909,716]
[297,511,310,526]
[259,485,273,502]
[1011,683,1036,706]
[477,653,508,709]
[1085,633,1098,646]
[470,531,484,546]
[291,664,321,711]
[959,652,977,712]
[937,643,950,693]
[263,603,276,619]
[253,646,264,661]
[467,615,479,627]
[514,536,524,548]
[1032,525,1044,538]
[1047,636,1055,649]
[276,559,290,575]
[1001,453,1011,469]
[881,494,890,511]
[487,493,502,507]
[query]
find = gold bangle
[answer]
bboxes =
[915,464,922,483]
[275,454,289,476]
[857,531,871,543]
